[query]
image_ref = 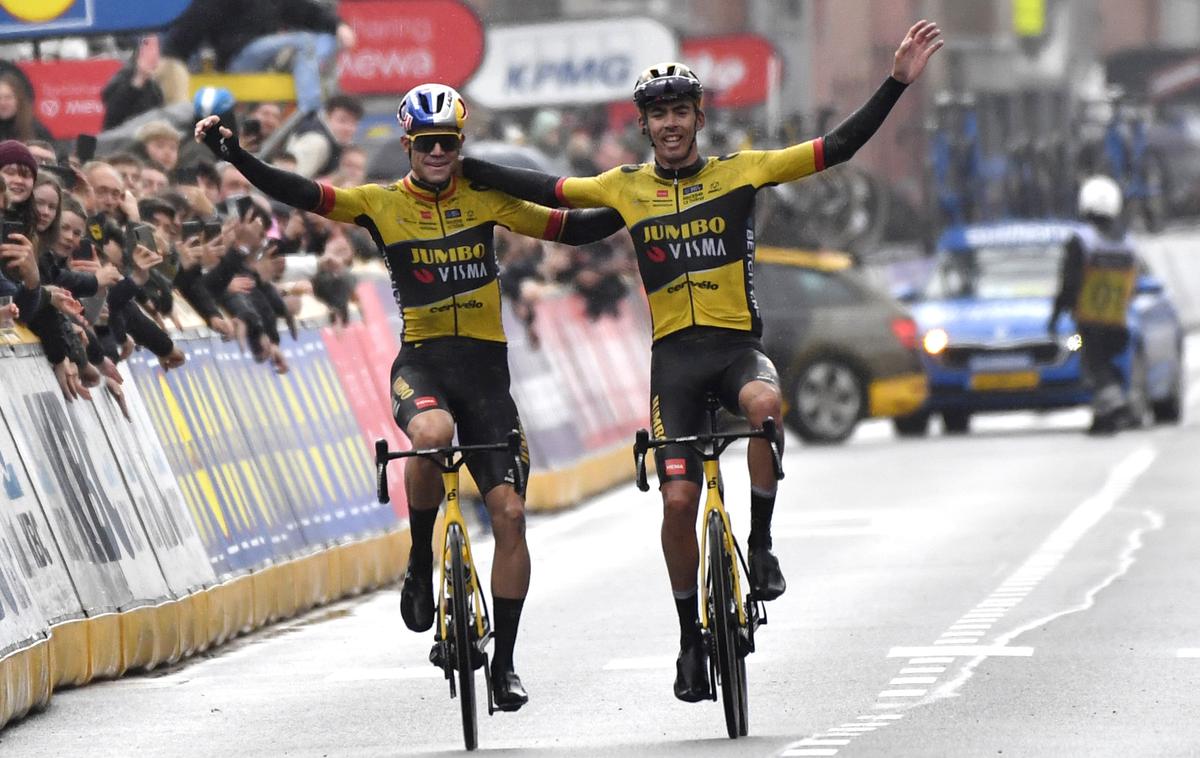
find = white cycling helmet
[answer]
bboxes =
[1078,175,1122,220]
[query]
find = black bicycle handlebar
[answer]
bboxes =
[374,430,526,504]
[634,429,651,492]
[632,417,785,491]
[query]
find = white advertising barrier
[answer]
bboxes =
[0,355,137,619]
[1135,227,1200,331]
[0,519,51,725]
[0,414,81,629]
[0,351,176,678]
[465,18,678,109]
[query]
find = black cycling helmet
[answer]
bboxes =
[633,62,703,110]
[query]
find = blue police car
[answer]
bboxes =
[895,219,1185,435]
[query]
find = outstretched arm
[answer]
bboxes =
[823,20,943,167]
[195,115,323,211]
[462,158,564,207]
[559,208,625,246]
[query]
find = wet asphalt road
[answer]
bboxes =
[4,336,1199,758]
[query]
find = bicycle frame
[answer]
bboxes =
[436,469,488,644]
[374,431,525,671]
[632,404,784,633]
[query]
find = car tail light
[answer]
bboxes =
[890,317,918,350]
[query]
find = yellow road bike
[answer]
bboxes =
[375,432,523,751]
[633,395,783,739]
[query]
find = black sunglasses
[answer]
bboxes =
[411,133,462,153]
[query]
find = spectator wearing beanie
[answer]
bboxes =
[134,119,182,172]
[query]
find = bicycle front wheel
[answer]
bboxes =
[706,512,744,739]
[448,525,478,750]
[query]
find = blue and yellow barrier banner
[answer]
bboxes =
[126,348,234,578]
[93,369,215,597]
[261,332,389,541]
[0,0,191,39]
[0,408,81,628]
[127,344,280,574]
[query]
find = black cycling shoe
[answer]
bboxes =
[748,546,787,601]
[399,562,434,632]
[491,664,529,711]
[1087,413,1119,436]
[429,640,486,671]
[673,638,710,703]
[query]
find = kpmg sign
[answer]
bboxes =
[466,18,678,109]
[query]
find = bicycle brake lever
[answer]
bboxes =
[761,418,785,481]
[375,439,391,503]
[634,429,650,492]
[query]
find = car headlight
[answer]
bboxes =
[1064,333,1082,352]
[923,328,949,355]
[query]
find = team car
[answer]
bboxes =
[895,220,1185,435]
[755,246,928,443]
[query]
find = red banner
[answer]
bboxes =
[18,58,122,139]
[336,0,484,95]
[682,34,778,109]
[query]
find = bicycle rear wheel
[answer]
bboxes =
[706,512,744,739]
[448,525,478,750]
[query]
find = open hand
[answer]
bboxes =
[892,20,944,84]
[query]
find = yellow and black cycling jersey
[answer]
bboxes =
[553,140,825,342]
[315,176,565,343]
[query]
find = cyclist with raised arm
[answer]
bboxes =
[196,83,622,711]
[462,21,943,702]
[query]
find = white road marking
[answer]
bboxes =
[900,667,945,674]
[602,656,674,671]
[1176,649,1200,658]
[782,750,839,757]
[930,448,1161,703]
[888,646,1034,657]
[601,654,768,671]
[325,667,444,682]
[890,676,936,685]
[878,688,926,697]
[775,526,878,538]
[793,739,851,746]
[908,657,953,664]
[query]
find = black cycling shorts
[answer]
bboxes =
[390,338,529,497]
[649,328,779,486]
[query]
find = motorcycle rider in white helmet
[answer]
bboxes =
[1048,175,1140,435]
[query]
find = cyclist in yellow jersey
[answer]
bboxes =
[196,83,622,711]
[1048,175,1139,435]
[462,21,943,701]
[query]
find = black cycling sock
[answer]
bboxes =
[491,596,524,672]
[407,507,438,574]
[673,589,701,645]
[748,487,776,550]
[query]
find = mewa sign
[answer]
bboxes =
[336,0,484,95]
[0,0,191,38]
[465,18,678,109]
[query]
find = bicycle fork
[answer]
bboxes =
[698,459,748,631]
[435,471,491,667]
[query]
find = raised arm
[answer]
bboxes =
[195,115,323,212]
[824,20,942,167]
